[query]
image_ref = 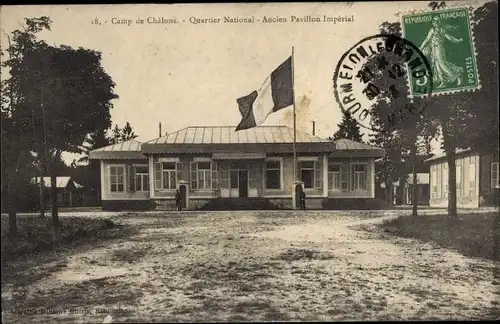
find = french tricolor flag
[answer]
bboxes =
[235,56,294,131]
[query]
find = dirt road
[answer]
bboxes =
[2,210,499,323]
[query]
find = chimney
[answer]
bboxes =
[159,122,162,137]
[312,121,316,136]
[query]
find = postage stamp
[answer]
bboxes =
[333,34,433,129]
[401,7,479,95]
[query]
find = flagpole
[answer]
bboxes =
[291,46,297,183]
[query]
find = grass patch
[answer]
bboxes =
[378,212,500,261]
[1,215,136,264]
[3,276,142,312]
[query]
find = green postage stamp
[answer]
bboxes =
[402,7,479,96]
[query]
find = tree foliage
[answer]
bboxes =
[1,17,119,231]
[329,110,364,142]
[110,122,138,144]
[367,1,498,219]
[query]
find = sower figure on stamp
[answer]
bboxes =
[300,190,306,210]
[175,189,182,211]
[420,16,464,88]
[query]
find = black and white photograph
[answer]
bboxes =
[1,1,499,322]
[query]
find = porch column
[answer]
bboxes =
[149,155,155,198]
[323,154,328,197]
[100,160,106,200]
[371,159,376,199]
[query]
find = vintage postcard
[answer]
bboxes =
[1,1,498,323]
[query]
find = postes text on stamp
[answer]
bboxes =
[402,7,479,95]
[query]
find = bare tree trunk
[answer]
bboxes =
[7,181,18,238]
[50,152,61,229]
[412,148,418,217]
[397,173,405,205]
[387,179,394,207]
[39,170,45,218]
[446,153,458,222]
[441,117,458,224]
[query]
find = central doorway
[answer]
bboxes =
[230,167,249,198]
[238,170,248,198]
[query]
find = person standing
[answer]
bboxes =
[300,190,306,210]
[174,189,182,211]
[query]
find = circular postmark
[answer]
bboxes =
[333,34,434,130]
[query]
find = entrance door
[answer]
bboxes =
[238,170,248,198]
[179,184,187,208]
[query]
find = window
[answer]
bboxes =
[219,162,229,189]
[198,162,212,190]
[265,160,281,189]
[162,162,177,190]
[469,161,476,189]
[328,162,342,190]
[109,165,125,193]
[154,161,182,190]
[443,166,449,199]
[230,170,239,189]
[352,163,367,190]
[190,161,218,190]
[129,165,149,192]
[431,167,437,199]
[456,165,462,197]
[299,161,315,189]
[492,162,499,188]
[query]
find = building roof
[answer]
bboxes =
[333,139,381,150]
[424,148,472,163]
[88,126,386,157]
[330,139,385,158]
[89,139,147,160]
[145,126,331,145]
[141,126,338,154]
[32,176,83,189]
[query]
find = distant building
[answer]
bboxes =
[31,176,84,207]
[392,173,430,205]
[424,149,499,208]
[376,154,431,205]
[89,126,385,210]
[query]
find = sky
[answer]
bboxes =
[0,1,488,164]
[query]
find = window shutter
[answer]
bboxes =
[105,165,111,193]
[190,162,198,190]
[437,165,442,198]
[296,162,301,182]
[351,163,356,190]
[176,162,183,182]
[366,163,371,192]
[314,161,322,189]
[128,166,135,192]
[154,162,162,190]
[211,162,218,189]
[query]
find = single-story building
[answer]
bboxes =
[31,176,84,207]
[381,173,430,205]
[424,148,499,208]
[89,126,385,210]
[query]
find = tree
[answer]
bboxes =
[2,17,119,231]
[362,21,438,216]
[1,17,51,236]
[423,1,498,221]
[110,121,138,144]
[461,0,499,155]
[329,110,364,142]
